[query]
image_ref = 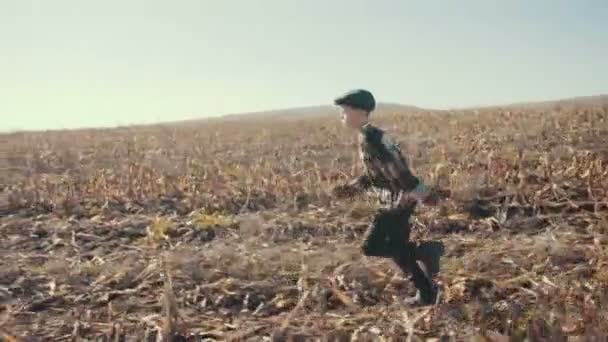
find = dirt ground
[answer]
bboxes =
[2,105,608,341]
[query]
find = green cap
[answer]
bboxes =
[333,89,376,112]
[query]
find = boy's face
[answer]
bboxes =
[339,105,368,129]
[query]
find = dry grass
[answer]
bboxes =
[1,103,608,341]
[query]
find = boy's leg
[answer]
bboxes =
[361,211,394,258]
[375,201,437,304]
[361,206,412,258]
[392,243,437,305]
[361,202,437,304]
[415,240,445,278]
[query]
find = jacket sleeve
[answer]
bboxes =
[368,132,420,193]
[387,143,420,192]
[332,173,372,199]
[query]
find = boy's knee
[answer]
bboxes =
[392,242,417,262]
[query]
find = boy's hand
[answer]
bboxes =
[332,184,359,199]
[332,175,371,199]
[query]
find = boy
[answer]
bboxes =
[331,89,438,305]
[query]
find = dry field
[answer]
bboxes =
[2,103,608,341]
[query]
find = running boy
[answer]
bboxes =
[331,89,438,305]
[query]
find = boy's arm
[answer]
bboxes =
[385,145,420,192]
[377,138,438,205]
[332,174,372,198]
[369,133,420,193]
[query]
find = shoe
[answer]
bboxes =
[402,291,424,306]
[402,287,437,306]
[422,284,439,305]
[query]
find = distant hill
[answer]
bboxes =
[213,102,424,122]
[6,94,606,133]
[202,94,608,123]
[463,94,608,111]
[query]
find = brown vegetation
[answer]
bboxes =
[2,102,608,340]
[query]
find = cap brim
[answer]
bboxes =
[333,97,348,106]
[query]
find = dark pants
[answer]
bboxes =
[361,205,436,304]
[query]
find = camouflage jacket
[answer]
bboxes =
[350,123,421,206]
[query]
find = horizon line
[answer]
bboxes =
[2,92,607,134]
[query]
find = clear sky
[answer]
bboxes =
[2,0,607,131]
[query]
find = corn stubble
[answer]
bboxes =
[1,104,608,341]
